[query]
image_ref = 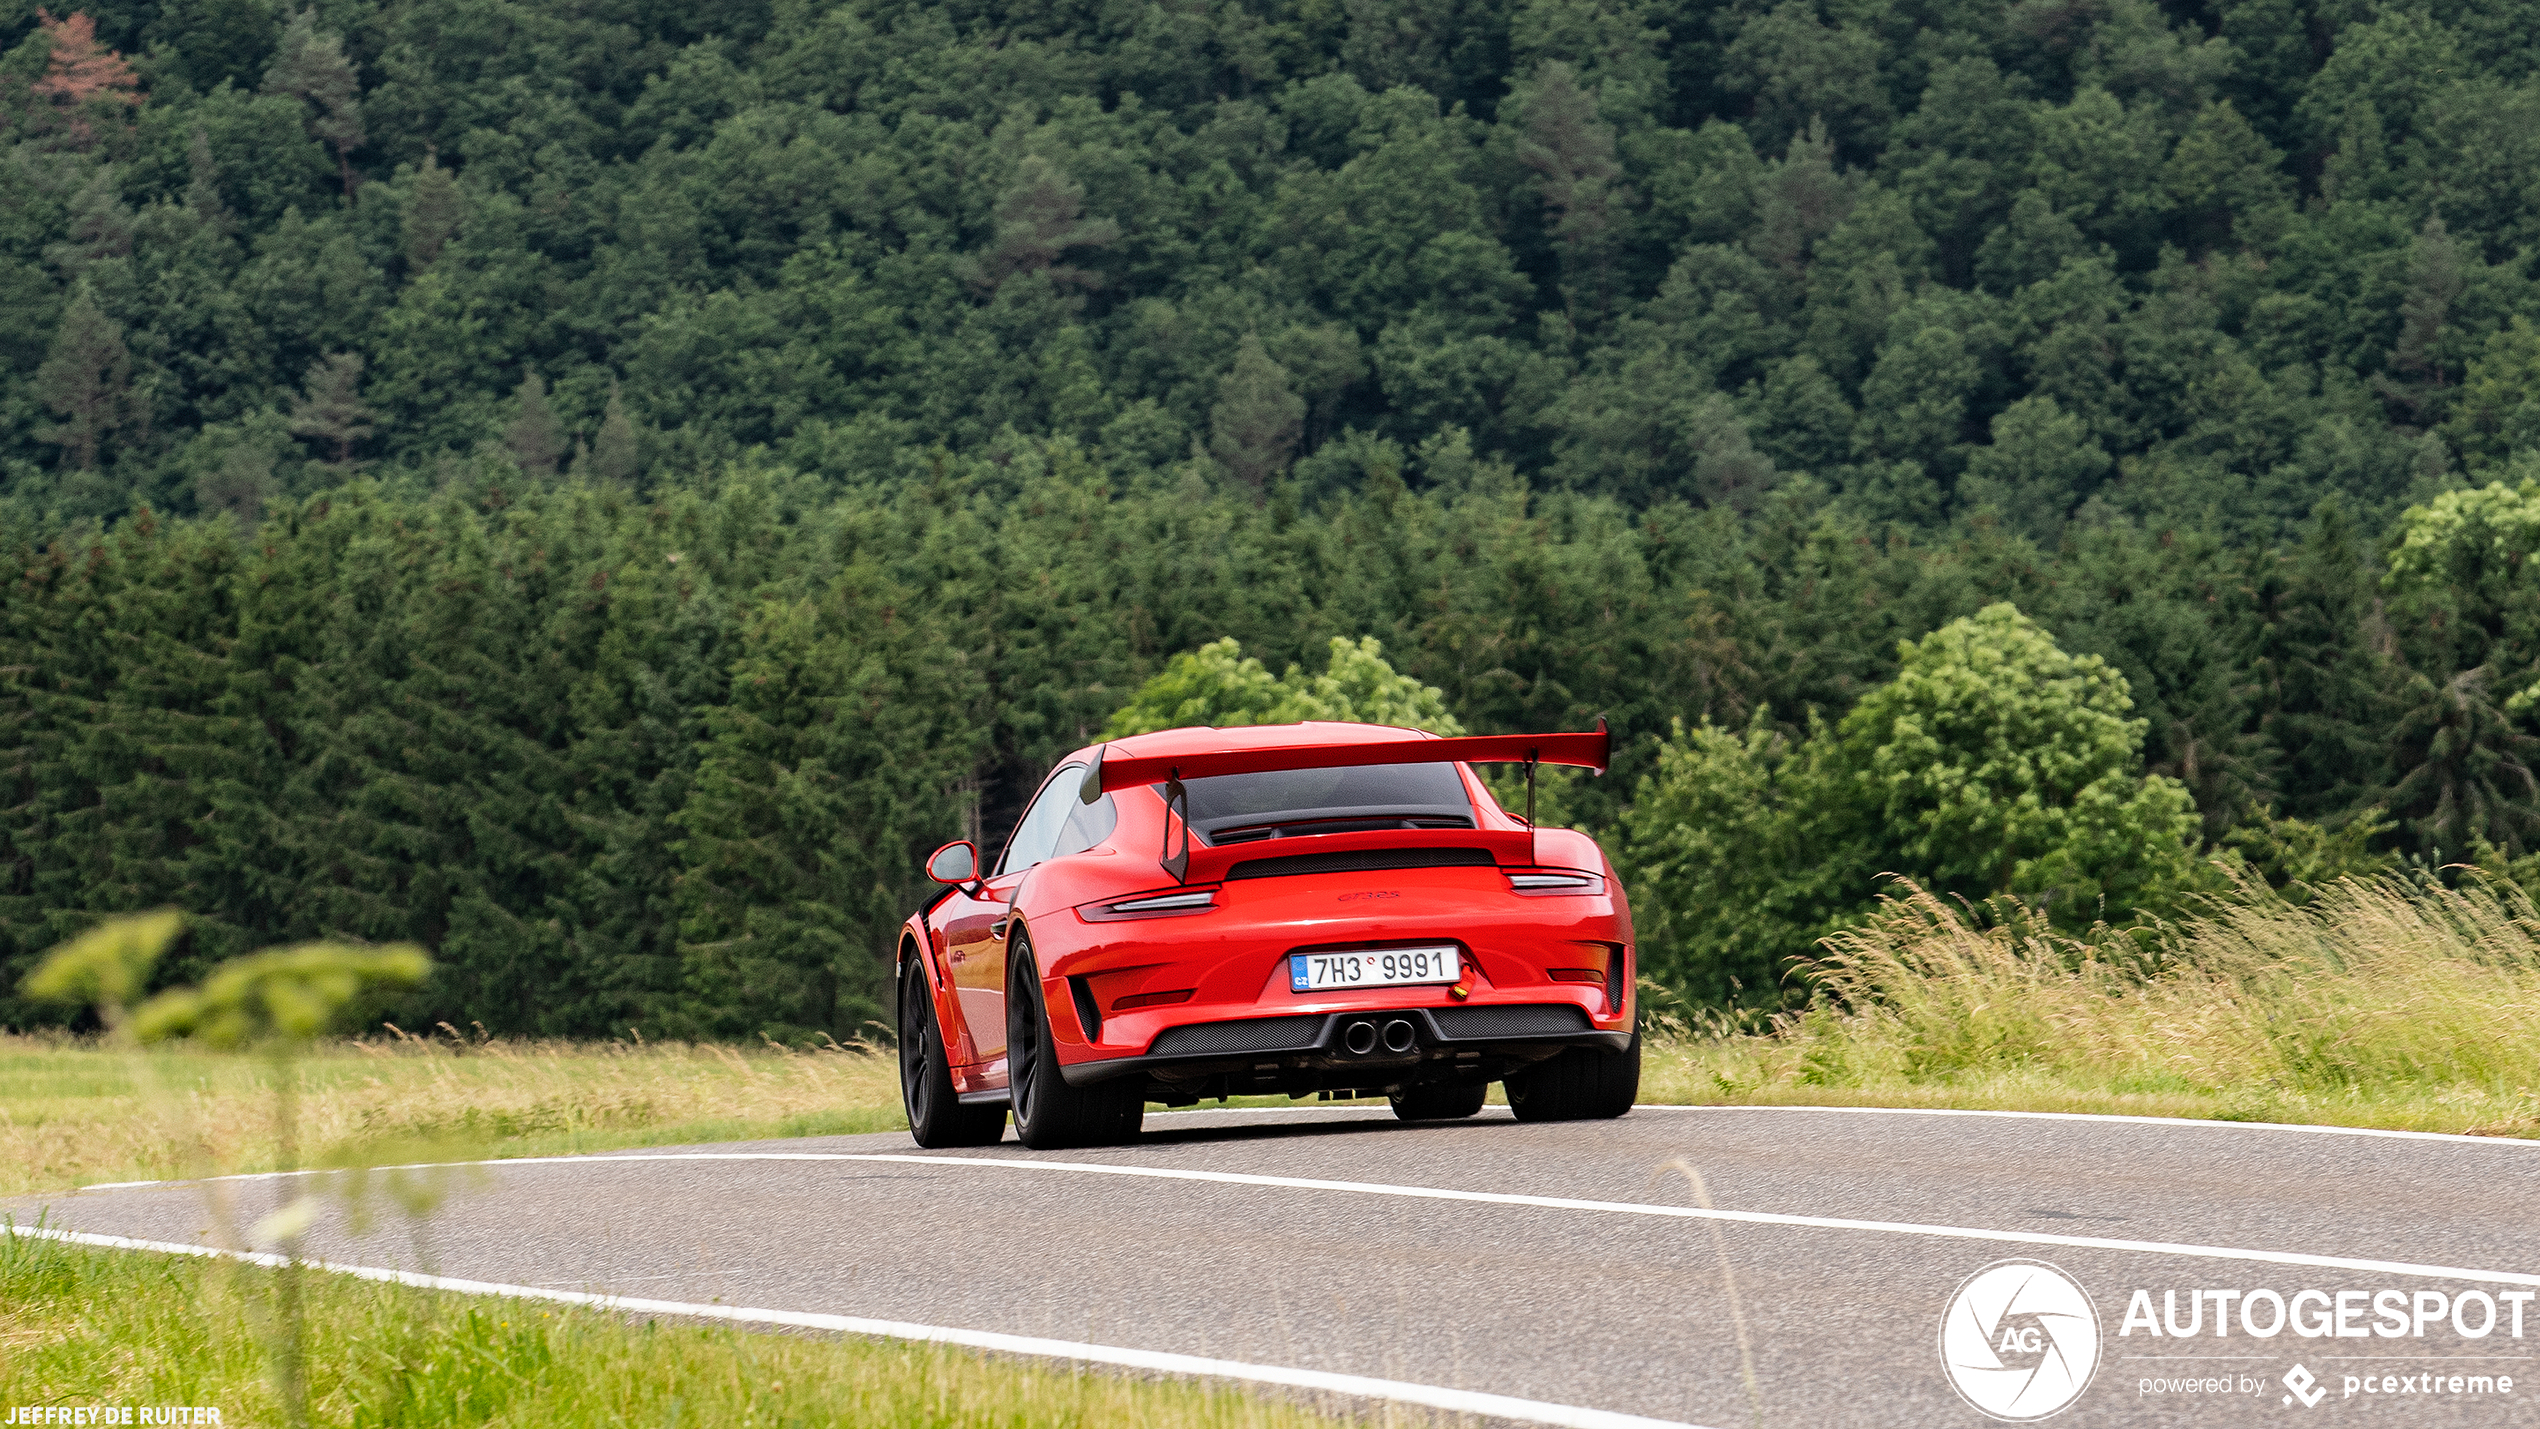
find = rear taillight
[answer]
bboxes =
[1547,968,1604,983]
[1080,889,1219,921]
[1112,988,1196,1011]
[1508,871,1603,895]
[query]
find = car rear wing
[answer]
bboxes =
[1081,718,1610,881]
[1081,717,1610,798]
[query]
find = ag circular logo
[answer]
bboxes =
[1939,1259,2102,1421]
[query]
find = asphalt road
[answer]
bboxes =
[15,1105,2540,1428]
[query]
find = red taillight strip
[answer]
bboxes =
[1112,988,1196,1012]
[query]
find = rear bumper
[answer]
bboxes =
[1055,1002,1627,1088]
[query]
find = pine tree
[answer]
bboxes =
[2379,215,2468,425]
[403,149,463,269]
[286,353,373,468]
[505,372,568,479]
[1208,334,1305,493]
[262,10,367,198]
[587,382,641,485]
[1513,62,1632,320]
[960,156,1120,293]
[195,438,277,526]
[30,9,143,148]
[33,286,132,472]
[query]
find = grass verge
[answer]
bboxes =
[1642,874,2540,1139]
[0,1229,1342,1429]
[0,1032,905,1196]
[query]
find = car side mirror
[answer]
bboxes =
[925,840,978,886]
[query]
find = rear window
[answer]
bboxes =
[1180,762,1473,842]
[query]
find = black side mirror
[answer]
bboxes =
[925,840,978,886]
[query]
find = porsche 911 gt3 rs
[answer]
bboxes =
[894,720,1636,1149]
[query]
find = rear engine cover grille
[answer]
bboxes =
[1149,1015,1325,1057]
[1431,1004,1593,1039]
[1225,847,1496,881]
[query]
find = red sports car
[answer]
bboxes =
[894,720,1638,1149]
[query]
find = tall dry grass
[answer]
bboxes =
[0,1030,905,1195]
[1644,874,2540,1136]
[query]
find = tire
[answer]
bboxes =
[1007,932,1144,1150]
[1390,1080,1488,1121]
[1504,1027,1641,1123]
[900,959,1006,1148]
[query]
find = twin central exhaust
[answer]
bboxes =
[1341,1017,1419,1056]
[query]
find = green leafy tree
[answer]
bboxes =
[1103,636,1463,738]
[2443,318,2540,472]
[1957,395,2111,539]
[1833,604,2203,921]
[1619,712,1850,1004]
[1625,605,2203,1003]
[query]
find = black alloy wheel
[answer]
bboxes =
[1390,1080,1489,1121]
[900,959,1006,1148]
[1007,931,1144,1150]
[1503,1025,1641,1122]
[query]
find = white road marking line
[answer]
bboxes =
[68,1101,2534,1192]
[333,1150,2540,1289]
[1634,1103,2540,1148]
[3,1224,1712,1429]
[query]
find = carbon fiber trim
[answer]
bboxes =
[1224,847,1496,881]
[1428,1003,1593,1038]
[1148,1014,1326,1057]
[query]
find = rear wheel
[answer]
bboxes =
[900,960,1006,1148]
[1390,1080,1488,1121]
[1007,932,1143,1149]
[1503,1028,1641,1123]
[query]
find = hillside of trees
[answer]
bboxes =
[6,0,2540,1035]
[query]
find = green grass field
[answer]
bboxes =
[0,1228,1346,1429]
[0,1031,906,1197]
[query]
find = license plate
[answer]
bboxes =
[1290,946,1460,992]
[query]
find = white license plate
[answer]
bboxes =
[1289,946,1460,992]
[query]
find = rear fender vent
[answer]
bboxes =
[1225,847,1496,881]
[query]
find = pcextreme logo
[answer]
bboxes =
[1940,1259,2104,1421]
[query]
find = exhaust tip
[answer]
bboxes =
[1343,1020,1379,1055]
[1382,1018,1416,1053]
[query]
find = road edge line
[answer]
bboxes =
[1630,1103,2540,1147]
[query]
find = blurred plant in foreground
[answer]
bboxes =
[21,913,428,1428]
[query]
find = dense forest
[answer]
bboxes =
[5,0,2540,1036]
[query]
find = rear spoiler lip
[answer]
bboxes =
[1083,717,1610,800]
